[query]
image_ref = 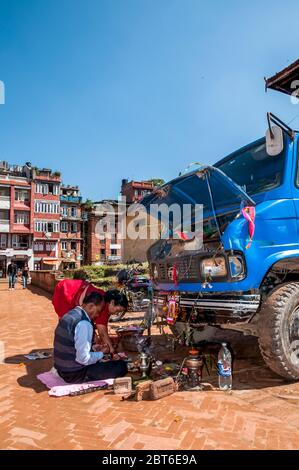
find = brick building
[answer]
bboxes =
[59,185,83,269]
[121,179,154,203]
[0,164,160,273]
[0,161,34,277]
[84,200,122,265]
[32,168,61,270]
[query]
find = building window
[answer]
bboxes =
[46,242,56,252]
[47,222,59,233]
[0,234,7,248]
[61,206,68,216]
[12,234,29,249]
[70,242,77,250]
[34,220,59,232]
[14,211,29,224]
[15,189,30,202]
[100,238,106,245]
[36,183,49,195]
[0,210,9,221]
[100,249,106,255]
[35,183,60,195]
[36,183,48,194]
[35,201,60,214]
[35,221,45,232]
[49,184,60,195]
[61,221,68,232]
[71,206,77,217]
[70,222,78,233]
[61,241,67,251]
[111,249,117,256]
[0,186,10,198]
[34,242,44,251]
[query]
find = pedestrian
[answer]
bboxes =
[7,262,17,290]
[22,264,29,289]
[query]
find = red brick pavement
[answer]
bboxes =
[1,282,299,450]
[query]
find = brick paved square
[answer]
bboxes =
[1,283,299,450]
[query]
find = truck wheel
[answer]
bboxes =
[258,282,299,380]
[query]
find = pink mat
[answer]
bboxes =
[37,370,114,397]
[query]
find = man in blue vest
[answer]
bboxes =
[54,292,127,383]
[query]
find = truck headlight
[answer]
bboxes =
[201,256,227,278]
[229,255,245,278]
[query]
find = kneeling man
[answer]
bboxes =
[54,292,127,383]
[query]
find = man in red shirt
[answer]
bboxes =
[52,280,128,355]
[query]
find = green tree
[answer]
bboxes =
[148,178,165,187]
[83,198,94,209]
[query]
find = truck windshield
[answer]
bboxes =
[214,138,286,196]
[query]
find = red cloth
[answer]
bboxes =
[241,206,256,248]
[52,279,110,326]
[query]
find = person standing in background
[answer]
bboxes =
[22,264,29,289]
[7,262,17,291]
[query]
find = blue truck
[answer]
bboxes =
[143,61,299,380]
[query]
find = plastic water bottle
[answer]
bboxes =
[217,343,232,390]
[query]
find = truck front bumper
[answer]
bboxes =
[153,290,261,324]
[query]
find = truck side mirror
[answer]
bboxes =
[266,125,284,156]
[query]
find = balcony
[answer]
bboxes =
[13,224,31,233]
[0,196,10,210]
[61,214,82,221]
[60,195,82,203]
[14,200,30,210]
[33,170,61,182]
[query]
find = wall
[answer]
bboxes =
[122,213,160,263]
[87,213,122,264]
[30,270,61,293]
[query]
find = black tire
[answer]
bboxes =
[258,282,299,380]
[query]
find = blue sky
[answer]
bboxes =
[1,0,299,200]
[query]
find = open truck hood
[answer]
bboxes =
[141,166,255,241]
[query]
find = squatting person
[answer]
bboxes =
[52,279,128,354]
[53,292,128,383]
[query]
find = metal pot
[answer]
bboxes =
[185,350,203,389]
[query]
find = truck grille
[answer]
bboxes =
[157,256,200,283]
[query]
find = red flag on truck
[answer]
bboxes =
[241,206,256,249]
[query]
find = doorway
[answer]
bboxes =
[0,257,7,278]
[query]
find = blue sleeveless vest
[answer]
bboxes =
[54,307,94,373]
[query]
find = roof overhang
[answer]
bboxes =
[266,59,299,96]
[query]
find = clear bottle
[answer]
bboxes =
[217,342,232,390]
